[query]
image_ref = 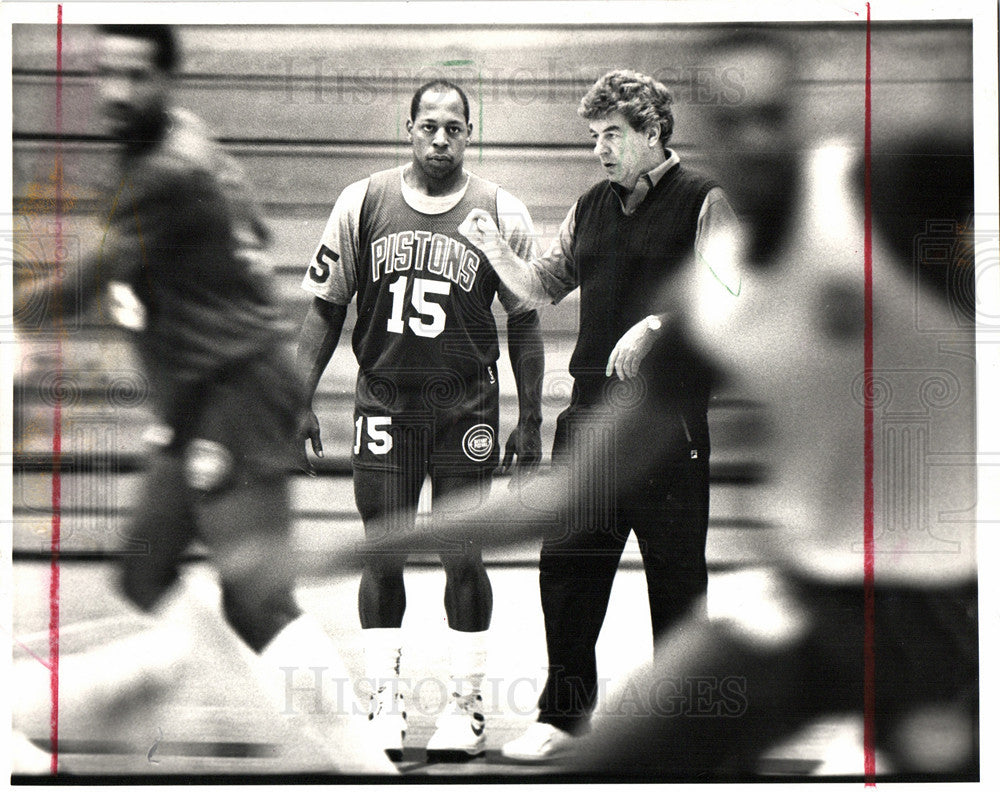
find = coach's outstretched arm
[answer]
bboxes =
[459,209,552,310]
[295,296,348,464]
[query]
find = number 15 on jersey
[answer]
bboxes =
[355,416,392,455]
[387,275,451,338]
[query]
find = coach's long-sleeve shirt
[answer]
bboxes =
[504,151,741,311]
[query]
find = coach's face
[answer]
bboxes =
[407,89,471,181]
[98,34,170,142]
[589,112,659,191]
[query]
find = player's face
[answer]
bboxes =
[98,34,170,142]
[407,89,471,182]
[589,112,659,190]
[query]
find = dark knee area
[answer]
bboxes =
[362,554,407,580]
[118,557,178,612]
[440,550,486,581]
[221,581,300,653]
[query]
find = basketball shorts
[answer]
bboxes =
[119,350,302,607]
[352,367,499,474]
[167,349,304,488]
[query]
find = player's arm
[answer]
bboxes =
[295,179,366,465]
[494,189,546,476]
[606,187,741,381]
[502,309,545,477]
[296,296,348,461]
[322,383,664,569]
[458,200,579,312]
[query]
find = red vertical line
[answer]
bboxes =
[863,1,877,785]
[49,2,64,775]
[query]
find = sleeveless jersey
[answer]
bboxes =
[326,168,510,470]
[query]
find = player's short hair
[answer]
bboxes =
[98,24,180,73]
[579,69,674,149]
[410,80,471,125]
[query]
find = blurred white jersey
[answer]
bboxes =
[689,142,976,584]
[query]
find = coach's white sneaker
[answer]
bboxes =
[500,722,576,762]
[425,693,486,762]
[367,689,407,761]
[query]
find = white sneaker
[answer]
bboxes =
[500,721,576,762]
[367,690,407,761]
[425,693,486,761]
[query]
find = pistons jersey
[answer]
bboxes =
[303,166,535,470]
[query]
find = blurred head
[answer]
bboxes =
[579,70,673,189]
[97,25,177,143]
[698,32,801,261]
[406,80,472,183]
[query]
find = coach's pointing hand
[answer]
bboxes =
[458,209,502,255]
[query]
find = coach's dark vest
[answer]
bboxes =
[565,164,717,452]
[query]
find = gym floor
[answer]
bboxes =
[10,508,867,780]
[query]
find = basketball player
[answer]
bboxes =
[16,25,394,774]
[459,69,738,760]
[296,79,544,761]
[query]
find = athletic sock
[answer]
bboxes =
[447,628,488,702]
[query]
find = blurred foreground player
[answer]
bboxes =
[296,80,544,760]
[16,25,394,774]
[459,69,737,760]
[566,32,979,779]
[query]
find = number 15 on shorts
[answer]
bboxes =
[355,416,392,455]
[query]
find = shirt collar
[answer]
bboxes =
[611,149,680,215]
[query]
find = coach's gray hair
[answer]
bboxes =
[578,69,674,150]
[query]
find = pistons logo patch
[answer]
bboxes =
[461,424,495,462]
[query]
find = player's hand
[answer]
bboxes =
[297,409,323,475]
[499,423,542,488]
[606,316,663,381]
[458,209,502,254]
